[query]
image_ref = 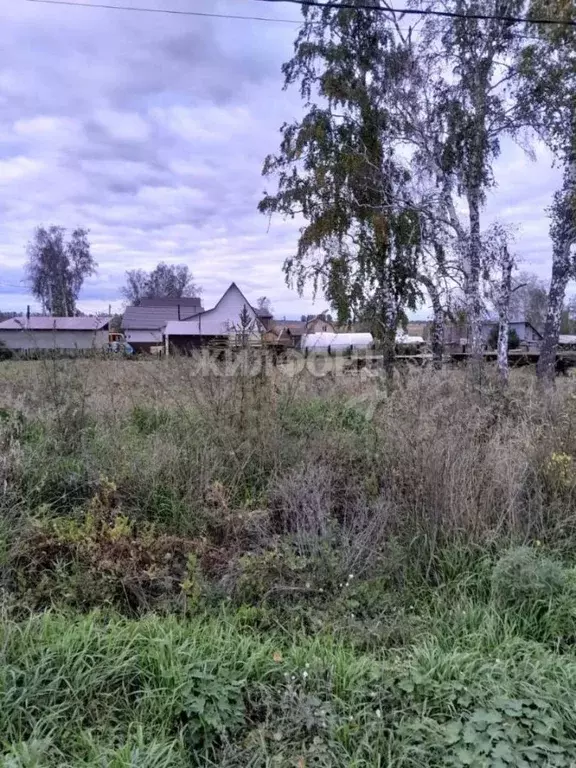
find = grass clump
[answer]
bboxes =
[491,546,567,610]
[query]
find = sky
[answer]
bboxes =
[0,0,564,319]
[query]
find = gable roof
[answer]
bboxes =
[138,297,203,309]
[203,282,252,315]
[122,305,199,330]
[181,283,261,321]
[0,316,110,332]
[165,283,265,337]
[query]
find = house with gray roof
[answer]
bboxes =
[121,296,203,349]
[164,283,264,352]
[0,316,111,352]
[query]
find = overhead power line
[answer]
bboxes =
[24,0,575,35]
[25,0,302,23]
[252,0,576,26]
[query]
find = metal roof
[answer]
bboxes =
[0,316,110,331]
[138,297,203,308]
[122,305,200,330]
[274,321,307,335]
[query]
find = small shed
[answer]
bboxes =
[0,316,111,352]
[481,320,543,345]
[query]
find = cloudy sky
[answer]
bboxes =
[0,0,563,318]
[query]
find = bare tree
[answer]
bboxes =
[508,272,548,330]
[256,296,274,315]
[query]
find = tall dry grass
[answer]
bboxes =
[0,356,575,601]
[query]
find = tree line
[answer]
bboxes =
[259,0,576,385]
[23,225,201,316]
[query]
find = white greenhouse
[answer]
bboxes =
[302,332,374,353]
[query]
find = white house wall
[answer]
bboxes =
[200,285,258,336]
[0,329,109,351]
[166,286,260,339]
[124,330,164,345]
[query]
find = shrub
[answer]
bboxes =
[10,480,201,614]
[487,326,520,350]
[491,547,566,611]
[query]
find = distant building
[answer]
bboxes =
[481,320,542,345]
[271,315,337,349]
[122,296,203,350]
[164,283,264,353]
[0,316,111,352]
[405,321,430,339]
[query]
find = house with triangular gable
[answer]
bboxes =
[164,282,265,353]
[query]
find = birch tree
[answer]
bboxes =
[405,1,526,361]
[259,3,423,383]
[483,223,518,384]
[25,226,96,316]
[518,0,576,383]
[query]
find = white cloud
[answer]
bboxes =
[0,156,44,184]
[94,110,151,142]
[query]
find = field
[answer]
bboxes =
[2,357,576,766]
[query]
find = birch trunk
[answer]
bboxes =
[537,153,576,385]
[419,274,444,369]
[537,241,571,384]
[497,313,510,385]
[380,297,398,388]
[430,302,445,370]
[496,242,514,386]
[466,187,484,363]
[377,264,399,389]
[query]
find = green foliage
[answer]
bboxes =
[0,340,13,361]
[491,547,566,611]
[130,405,173,435]
[11,363,576,761]
[436,698,575,767]
[279,398,371,437]
[487,326,520,350]
[178,668,245,749]
[11,480,199,614]
[259,4,423,333]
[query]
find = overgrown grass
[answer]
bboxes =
[2,358,576,764]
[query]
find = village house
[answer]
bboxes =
[121,296,203,351]
[481,320,543,346]
[271,315,337,349]
[0,316,111,352]
[443,319,543,351]
[163,283,265,353]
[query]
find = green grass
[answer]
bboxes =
[3,361,576,764]
[3,588,576,767]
